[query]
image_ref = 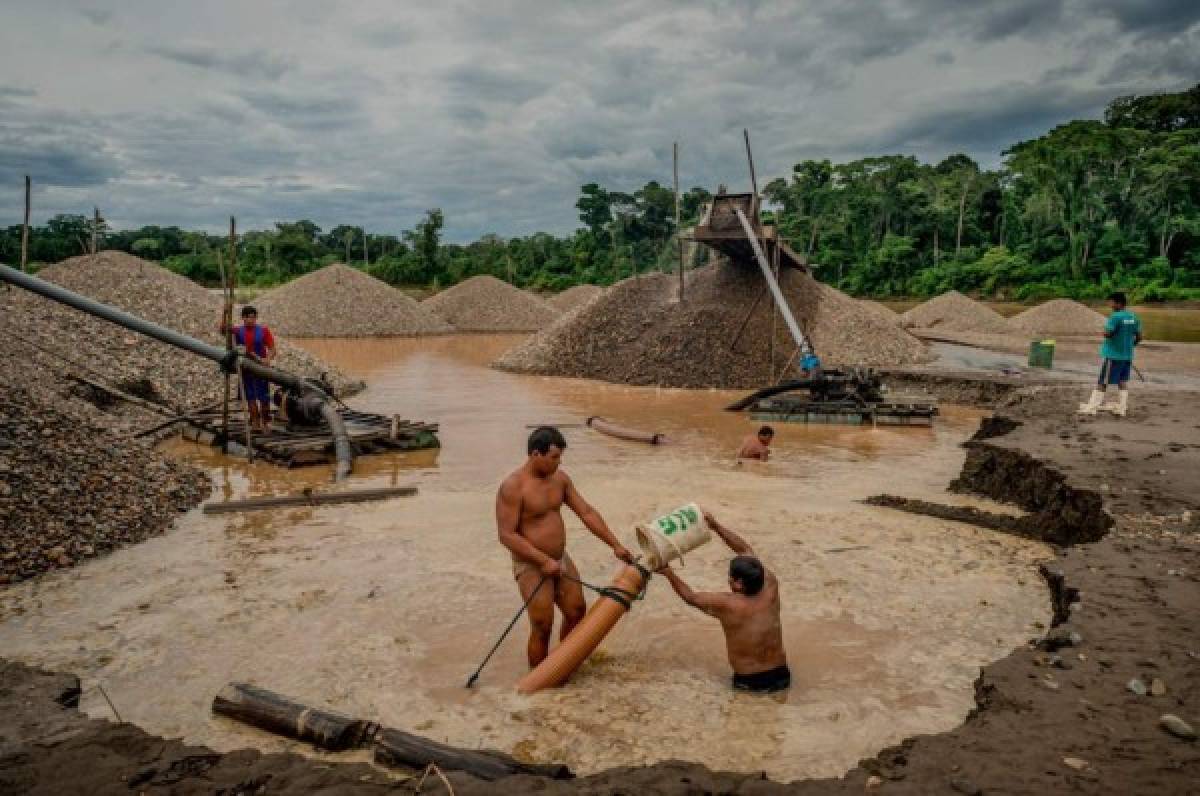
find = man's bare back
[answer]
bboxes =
[737,426,774,461]
[660,513,789,692]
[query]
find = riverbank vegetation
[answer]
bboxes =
[3,83,1197,301]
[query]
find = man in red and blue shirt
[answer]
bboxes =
[220,305,277,432]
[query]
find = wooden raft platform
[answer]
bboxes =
[182,404,439,468]
[749,397,938,426]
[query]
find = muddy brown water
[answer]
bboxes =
[0,336,1052,781]
[879,300,1200,343]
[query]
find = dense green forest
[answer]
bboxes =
[3,83,1197,300]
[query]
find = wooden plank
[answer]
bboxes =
[202,486,418,514]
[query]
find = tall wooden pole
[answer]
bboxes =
[743,129,758,199]
[362,229,369,267]
[673,142,682,300]
[91,206,100,256]
[20,176,30,272]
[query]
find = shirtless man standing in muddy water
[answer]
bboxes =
[660,512,790,692]
[497,426,635,667]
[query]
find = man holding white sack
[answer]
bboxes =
[658,512,790,693]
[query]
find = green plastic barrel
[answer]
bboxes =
[1028,339,1055,368]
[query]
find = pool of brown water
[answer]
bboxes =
[0,335,1052,781]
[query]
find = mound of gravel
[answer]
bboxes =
[0,252,358,433]
[0,381,209,585]
[423,275,560,332]
[495,263,929,388]
[900,290,1014,334]
[547,284,605,313]
[857,299,902,326]
[256,264,453,337]
[1010,299,1106,337]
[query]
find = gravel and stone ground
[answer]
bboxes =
[496,263,930,388]
[901,290,1016,335]
[255,264,453,337]
[422,275,561,331]
[1,253,359,434]
[0,383,209,585]
[1010,298,1107,337]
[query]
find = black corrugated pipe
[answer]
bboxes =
[0,264,354,480]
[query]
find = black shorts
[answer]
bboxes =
[732,664,791,693]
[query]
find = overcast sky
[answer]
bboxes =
[1,1,1197,241]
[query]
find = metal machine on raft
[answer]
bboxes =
[690,132,938,427]
[725,367,938,427]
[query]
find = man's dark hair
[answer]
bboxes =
[758,425,775,437]
[241,305,258,318]
[729,555,765,596]
[527,426,567,456]
[1108,291,1127,307]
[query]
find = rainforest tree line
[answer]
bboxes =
[2,83,1197,300]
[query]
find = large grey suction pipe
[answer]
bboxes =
[733,207,811,357]
[0,264,354,479]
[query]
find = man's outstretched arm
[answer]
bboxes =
[704,512,754,556]
[563,475,634,563]
[660,566,730,617]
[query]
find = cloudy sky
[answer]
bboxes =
[1,1,1196,241]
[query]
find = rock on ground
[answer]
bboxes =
[1010,299,1106,337]
[255,264,453,337]
[423,275,561,332]
[496,262,930,388]
[1,252,358,433]
[547,284,605,313]
[901,290,1015,335]
[0,383,209,585]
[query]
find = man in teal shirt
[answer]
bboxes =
[1079,292,1141,417]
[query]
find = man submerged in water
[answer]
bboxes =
[496,426,635,668]
[659,512,789,692]
[738,425,774,461]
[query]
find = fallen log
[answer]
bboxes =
[202,486,417,514]
[373,727,572,781]
[586,416,665,445]
[211,683,377,751]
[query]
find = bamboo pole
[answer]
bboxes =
[202,486,418,515]
[674,142,682,300]
[20,176,30,272]
[743,129,758,198]
[91,206,100,256]
[219,220,234,452]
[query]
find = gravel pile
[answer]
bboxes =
[495,262,929,388]
[857,299,902,326]
[0,381,209,585]
[1010,299,1106,337]
[423,275,560,331]
[900,290,1015,334]
[256,264,453,337]
[0,252,358,433]
[547,284,605,313]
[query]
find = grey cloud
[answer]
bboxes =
[147,43,291,81]
[79,8,111,25]
[444,63,550,105]
[352,22,416,49]
[1102,29,1200,84]
[237,89,365,131]
[0,129,120,187]
[1091,0,1200,37]
[861,83,1116,161]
